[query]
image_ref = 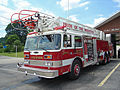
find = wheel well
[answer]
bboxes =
[73,57,83,68]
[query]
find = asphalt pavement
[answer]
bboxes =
[0,55,120,90]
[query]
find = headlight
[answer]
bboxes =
[24,54,29,58]
[24,60,29,64]
[44,55,52,59]
[45,61,53,66]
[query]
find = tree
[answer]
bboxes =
[14,40,21,46]
[4,22,29,52]
[14,40,23,52]
[6,34,20,45]
[5,23,28,44]
[0,37,5,45]
[5,35,24,52]
[0,43,3,48]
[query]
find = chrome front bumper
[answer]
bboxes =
[17,64,58,78]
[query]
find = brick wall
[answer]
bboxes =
[96,16,120,34]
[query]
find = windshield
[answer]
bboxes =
[24,34,61,51]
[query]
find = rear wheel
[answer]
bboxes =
[107,54,110,63]
[68,60,81,80]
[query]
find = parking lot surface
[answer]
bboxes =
[0,56,120,90]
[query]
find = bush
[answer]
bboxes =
[4,46,11,52]
[3,44,24,53]
[21,46,24,51]
[0,44,3,48]
[12,45,24,52]
[0,48,4,53]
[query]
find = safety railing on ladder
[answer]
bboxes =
[11,10,55,32]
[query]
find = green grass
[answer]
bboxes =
[0,52,24,58]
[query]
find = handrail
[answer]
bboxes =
[18,9,39,20]
[11,10,39,30]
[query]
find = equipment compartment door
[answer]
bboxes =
[84,37,94,61]
[86,38,94,61]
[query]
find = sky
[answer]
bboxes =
[0,0,120,38]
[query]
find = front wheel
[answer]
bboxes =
[68,60,81,80]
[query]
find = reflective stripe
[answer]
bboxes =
[62,58,74,66]
[62,57,84,66]
[25,57,84,67]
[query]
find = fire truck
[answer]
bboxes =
[11,10,113,80]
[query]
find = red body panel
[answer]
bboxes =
[24,48,83,75]
[96,40,109,52]
[24,64,70,75]
[24,48,83,61]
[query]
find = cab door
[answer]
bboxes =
[62,34,73,60]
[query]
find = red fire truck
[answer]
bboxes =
[11,10,113,80]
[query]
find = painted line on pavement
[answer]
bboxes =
[98,63,120,87]
[0,68,19,73]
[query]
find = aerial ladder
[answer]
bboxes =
[11,10,105,40]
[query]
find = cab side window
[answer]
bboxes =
[75,36,82,47]
[63,35,72,47]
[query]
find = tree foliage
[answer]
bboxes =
[6,34,20,45]
[0,37,5,46]
[5,23,28,44]
[0,43,3,48]
[3,22,28,52]
[14,40,21,46]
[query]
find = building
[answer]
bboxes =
[95,11,120,58]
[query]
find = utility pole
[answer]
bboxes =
[16,45,17,57]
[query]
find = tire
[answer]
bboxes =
[107,55,110,63]
[68,60,81,80]
[107,53,110,63]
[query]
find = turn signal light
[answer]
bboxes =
[24,54,29,58]
[44,55,52,59]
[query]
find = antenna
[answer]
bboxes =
[67,0,69,19]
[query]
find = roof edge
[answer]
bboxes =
[94,11,120,28]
